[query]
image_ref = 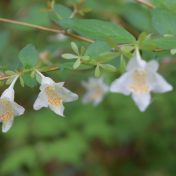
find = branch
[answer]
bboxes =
[0,17,94,43]
[0,66,60,81]
[136,0,154,9]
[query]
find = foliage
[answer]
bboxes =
[0,0,176,175]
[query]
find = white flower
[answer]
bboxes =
[82,77,109,105]
[0,76,25,133]
[33,71,78,116]
[110,48,173,112]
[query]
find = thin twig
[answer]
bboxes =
[0,17,94,43]
[0,66,60,81]
[136,0,154,9]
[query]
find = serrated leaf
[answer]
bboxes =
[59,19,136,43]
[18,44,39,67]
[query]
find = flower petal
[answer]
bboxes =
[132,93,151,112]
[110,73,131,95]
[33,92,48,110]
[49,103,65,117]
[146,60,159,72]
[2,118,14,133]
[1,76,19,101]
[127,48,146,71]
[13,102,25,116]
[150,73,173,93]
[56,86,78,103]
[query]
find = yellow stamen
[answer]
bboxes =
[45,86,62,107]
[129,70,150,93]
[0,100,13,122]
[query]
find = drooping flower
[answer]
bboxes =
[110,48,173,112]
[0,76,25,133]
[82,77,109,105]
[33,71,78,116]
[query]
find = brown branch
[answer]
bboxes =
[136,0,154,9]
[0,17,94,43]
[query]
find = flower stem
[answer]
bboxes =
[0,17,94,43]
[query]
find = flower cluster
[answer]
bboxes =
[0,48,173,133]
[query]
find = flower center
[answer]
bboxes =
[45,86,62,107]
[0,99,13,122]
[91,86,103,100]
[129,69,150,93]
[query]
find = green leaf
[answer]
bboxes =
[142,37,176,50]
[95,65,101,77]
[0,31,9,54]
[19,76,25,87]
[120,55,126,73]
[18,44,39,67]
[170,48,176,55]
[90,52,118,64]
[59,19,136,43]
[85,41,111,57]
[62,53,78,59]
[50,4,72,21]
[152,8,176,35]
[73,59,81,69]
[71,42,79,55]
[101,64,117,72]
[122,4,153,32]
[22,74,38,88]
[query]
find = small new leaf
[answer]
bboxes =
[73,59,81,69]
[62,53,78,59]
[71,42,79,55]
[95,65,101,77]
[20,76,25,87]
[101,64,117,72]
[19,44,39,67]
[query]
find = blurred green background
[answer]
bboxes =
[0,0,176,176]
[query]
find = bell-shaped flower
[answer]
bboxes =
[33,71,78,116]
[0,76,25,133]
[82,77,109,105]
[110,48,173,112]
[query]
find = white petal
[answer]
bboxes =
[132,93,151,112]
[146,60,159,72]
[36,71,54,85]
[13,102,25,116]
[56,82,65,87]
[33,92,48,110]
[56,86,78,103]
[127,48,146,71]
[49,103,65,117]
[110,73,131,95]
[150,73,173,93]
[1,87,15,101]
[82,92,92,104]
[2,118,14,133]
[93,96,103,106]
